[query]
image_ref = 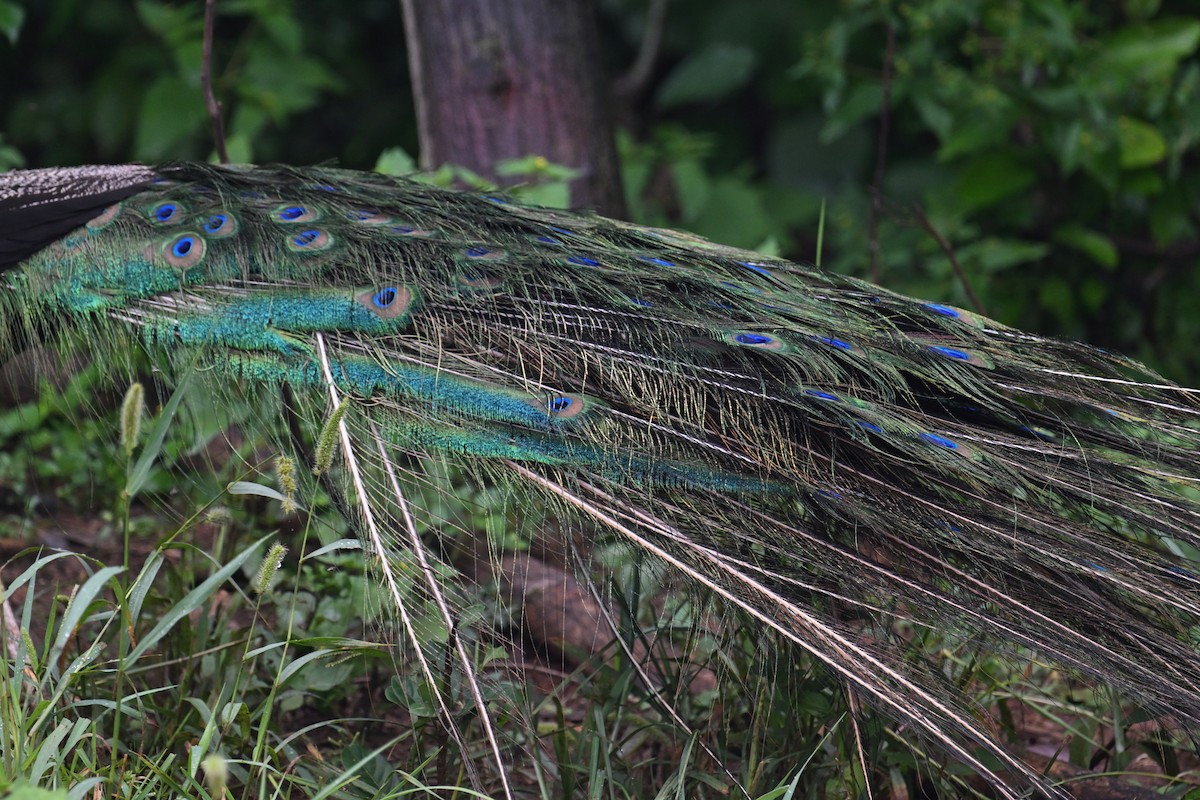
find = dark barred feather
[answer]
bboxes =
[3,162,1200,798]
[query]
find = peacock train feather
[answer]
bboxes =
[3,162,1200,797]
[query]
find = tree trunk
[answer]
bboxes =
[399,0,627,217]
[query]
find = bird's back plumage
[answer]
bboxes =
[3,162,1200,797]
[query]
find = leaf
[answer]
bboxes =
[952,153,1036,214]
[127,537,268,662]
[819,82,883,144]
[1099,19,1200,79]
[133,76,206,161]
[374,147,417,176]
[957,238,1050,273]
[657,44,757,108]
[1054,225,1119,269]
[126,366,193,498]
[227,480,290,504]
[0,1,25,44]
[1116,116,1167,169]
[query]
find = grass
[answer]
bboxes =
[0,360,1197,799]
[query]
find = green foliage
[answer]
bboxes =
[0,0,409,168]
[621,0,1200,381]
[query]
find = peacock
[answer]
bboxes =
[3,161,1200,798]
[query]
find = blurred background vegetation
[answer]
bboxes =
[2,3,1200,795]
[2,0,1199,381]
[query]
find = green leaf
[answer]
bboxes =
[127,536,268,661]
[957,238,1050,273]
[1054,225,1119,269]
[1116,116,1167,169]
[126,366,193,497]
[8,785,68,800]
[374,147,417,176]
[819,82,883,144]
[0,1,25,44]
[227,480,290,504]
[133,76,206,161]
[1099,19,1200,78]
[49,566,125,671]
[952,153,1036,214]
[657,44,757,108]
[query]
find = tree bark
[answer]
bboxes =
[399,0,627,217]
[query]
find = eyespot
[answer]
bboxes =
[455,269,503,290]
[728,332,786,350]
[388,224,437,238]
[346,209,392,225]
[814,336,853,351]
[162,233,206,268]
[86,203,122,231]
[273,204,320,223]
[150,202,183,225]
[919,432,958,450]
[534,393,588,420]
[925,303,960,318]
[356,285,414,320]
[287,229,332,252]
[565,255,603,268]
[638,255,676,267]
[462,245,507,261]
[202,212,237,237]
[929,345,970,361]
[737,261,773,278]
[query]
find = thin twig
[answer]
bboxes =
[615,0,671,97]
[868,25,896,284]
[202,0,229,164]
[912,202,988,316]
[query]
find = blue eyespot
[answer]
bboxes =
[815,336,853,350]
[373,287,397,308]
[278,206,307,221]
[204,214,228,233]
[804,389,840,401]
[629,298,653,308]
[162,233,205,266]
[929,346,970,360]
[638,255,676,267]
[736,333,773,345]
[856,420,883,433]
[172,236,196,257]
[293,230,321,247]
[919,433,958,450]
[153,203,178,222]
[465,246,495,258]
[737,261,773,278]
[549,396,572,412]
[567,255,601,267]
[536,235,562,245]
[926,303,960,318]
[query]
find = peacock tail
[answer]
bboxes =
[3,162,1200,798]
